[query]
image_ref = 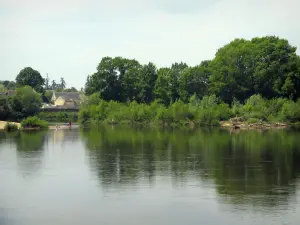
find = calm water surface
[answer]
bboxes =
[0,126,300,225]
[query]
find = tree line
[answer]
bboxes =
[0,68,78,121]
[1,68,78,93]
[85,36,300,105]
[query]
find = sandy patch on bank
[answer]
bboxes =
[0,121,21,130]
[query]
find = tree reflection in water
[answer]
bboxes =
[81,125,300,208]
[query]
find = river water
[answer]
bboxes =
[0,126,300,225]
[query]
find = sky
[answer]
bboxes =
[1,0,300,89]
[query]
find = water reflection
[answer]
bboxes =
[15,131,48,177]
[81,125,300,207]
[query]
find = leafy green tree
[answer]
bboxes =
[251,36,300,99]
[7,81,16,90]
[11,86,42,119]
[209,36,300,103]
[120,67,140,102]
[154,63,187,105]
[64,87,78,92]
[1,80,16,90]
[154,68,172,105]
[136,62,157,103]
[85,57,140,101]
[44,90,53,102]
[51,80,56,90]
[16,67,45,93]
[0,84,7,92]
[55,87,63,92]
[60,77,66,89]
[169,62,188,103]
[45,74,50,90]
[209,39,255,103]
[179,61,210,102]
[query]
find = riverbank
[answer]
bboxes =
[220,118,289,130]
[0,120,78,130]
[0,121,21,130]
[0,120,293,131]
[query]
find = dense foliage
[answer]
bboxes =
[85,36,300,105]
[79,94,300,126]
[0,80,16,90]
[21,116,49,129]
[16,67,45,93]
[2,36,300,126]
[0,86,42,121]
[37,111,78,122]
[4,122,18,132]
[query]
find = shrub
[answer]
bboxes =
[242,94,268,120]
[21,116,48,129]
[280,100,300,123]
[4,122,18,132]
[247,118,260,124]
[77,94,300,126]
[231,98,243,116]
[79,108,91,124]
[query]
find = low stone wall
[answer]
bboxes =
[40,107,79,112]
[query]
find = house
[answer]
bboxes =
[51,92,81,107]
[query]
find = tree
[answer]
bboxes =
[51,80,57,90]
[154,63,188,105]
[0,84,7,92]
[251,36,300,100]
[179,61,210,102]
[60,77,66,89]
[16,67,45,93]
[154,68,172,105]
[64,87,78,92]
[0,80,15,90]
[45,74,50,90]
[7,81,16,90]
[11,86,42,119]
[169,62,188,103]
[136,62,157,103]
[44,90,53,102]
[209,39,255,103]
[85,56,141,101]
[55,87,63,92]
[209,36,300,103]
[120,67,140,102]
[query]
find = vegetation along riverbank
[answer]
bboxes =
[1,36,300,128]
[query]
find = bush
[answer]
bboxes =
[242,94,268,120]
[280,100,300,123]
[247,118,260,124]
[4,122,18,132]
[21,116,48,129]
[78,94,300,126]
[37,111,78,122]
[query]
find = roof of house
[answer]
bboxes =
[54,92,81,101]
[42,95,50,103]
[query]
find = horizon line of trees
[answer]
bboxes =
[85,36,300,105]
[0,69,79,121]
[1,69,79,94]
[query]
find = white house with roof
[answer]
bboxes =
[51,92,81,107]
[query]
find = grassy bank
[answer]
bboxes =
[79,94,300,127]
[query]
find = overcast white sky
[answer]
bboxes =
[1,0,300,88]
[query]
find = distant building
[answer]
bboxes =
[51,92,81,107]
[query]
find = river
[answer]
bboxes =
[0,126,300,225]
